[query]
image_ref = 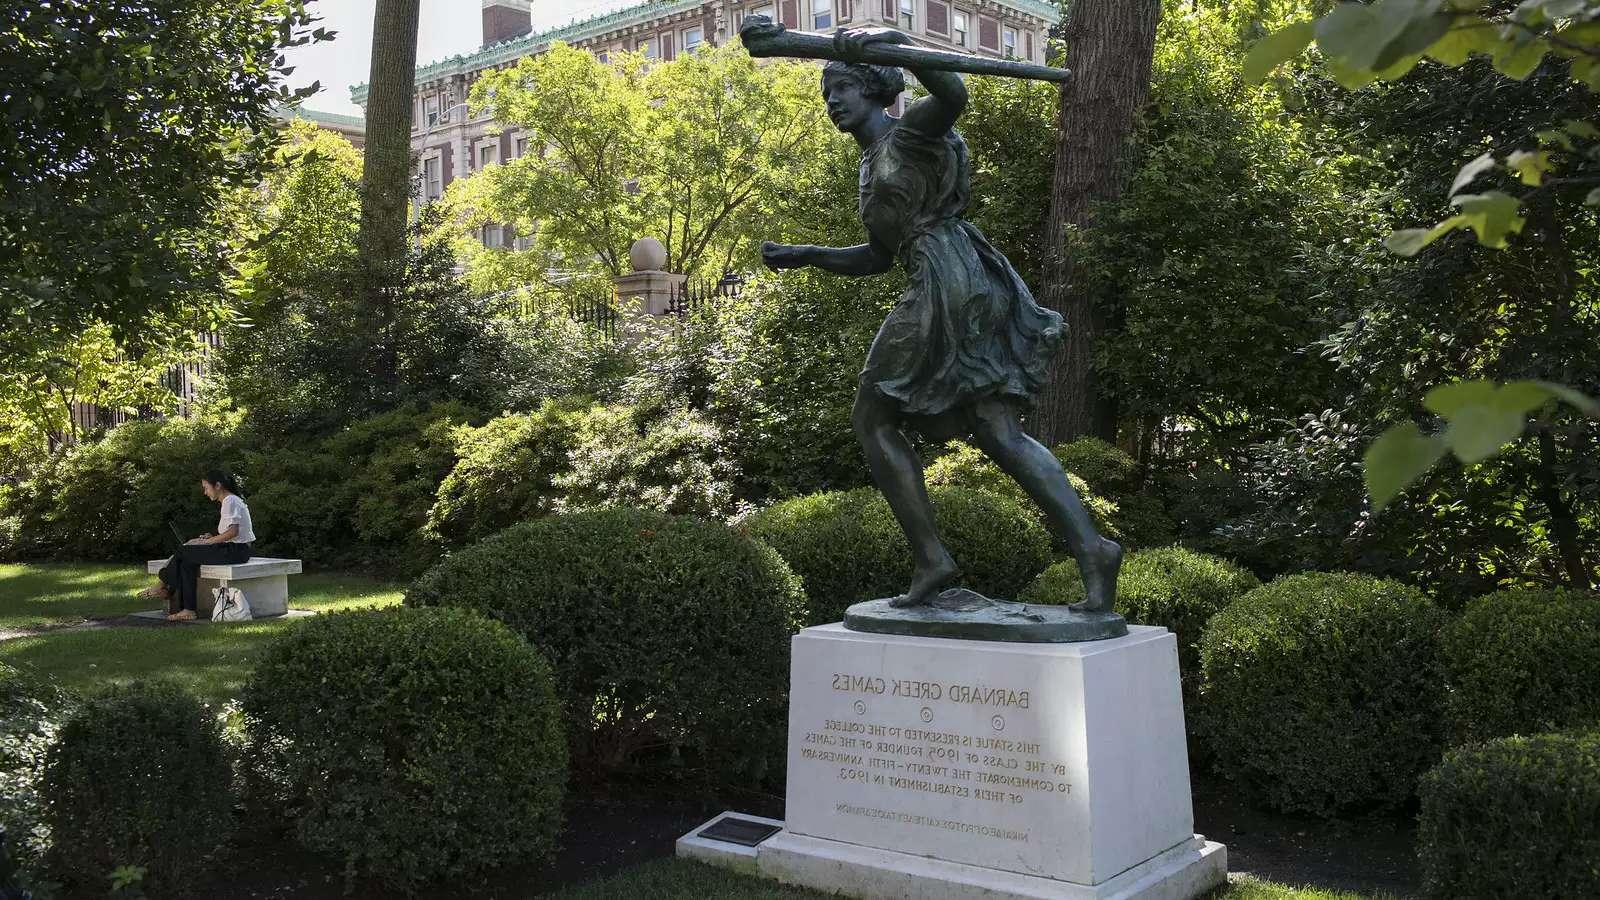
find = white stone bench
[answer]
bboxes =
[145,557,302,619]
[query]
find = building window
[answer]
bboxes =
[597,49,609,63]
[952,10,968,46]
[638,37,656,58]
[424,95,440,127]
[479,144,496,168]
[1002,26,1017,58]
[515,136,530,158]
[423,156,442,200]
[482,224,504,248]
[683,26,703,51]
[899,0,914,32]
[746,5,775,23]
[812,0,832,29]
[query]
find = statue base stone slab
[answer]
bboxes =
[677,624,1226,899]
[845,589,1129,642]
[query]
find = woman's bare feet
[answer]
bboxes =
[166,609,196,622]
[890,553,959,608]
[1070,537,1123,614]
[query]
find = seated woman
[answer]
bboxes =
[140,470,255,621]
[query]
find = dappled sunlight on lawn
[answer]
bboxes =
[1,619,298,705]
[0,562,404,629]
[0,562,149,629]
[0,562,407,702]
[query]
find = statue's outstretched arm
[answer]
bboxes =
[761,239,894,275]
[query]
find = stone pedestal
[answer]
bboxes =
[614,269,686,317]
[679,624,1225,899]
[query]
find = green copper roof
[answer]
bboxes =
[281,106,366,130]
[351,0,1062,107]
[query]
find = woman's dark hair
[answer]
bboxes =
[203,470,243,496]
[822,61,905,108]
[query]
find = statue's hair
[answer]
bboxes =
[822,61,905,108]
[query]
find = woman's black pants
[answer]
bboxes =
[157,543,252,612]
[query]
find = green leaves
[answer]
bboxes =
[1450,192,1526,247]
[1251,0,1600,259]
[1424,380,1551,462]
[1385,191,1525,256]
[1450,151,1498,196]
[1244,19,1315,83]
[1365,380,1600,509]
[1365,423,1447,511]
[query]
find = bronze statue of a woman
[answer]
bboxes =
[757,25,1123,616]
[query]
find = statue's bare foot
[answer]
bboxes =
[890,554,959,608]
[1070,537,1123,614]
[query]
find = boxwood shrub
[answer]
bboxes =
[1442,588,1600,745]
[1020,547,1259,692]
[1419,730,1600,899]
[925,440,1175,549]
[41,681,232,893]
[407,508,805,783]
[0,662,72,880]
[746,486,1052,626]
[426,398,589,547]
[1197,571,1448,816]
[242,607,566,891]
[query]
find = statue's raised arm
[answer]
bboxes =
[737,15,1071,83]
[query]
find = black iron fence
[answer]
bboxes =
[59,330,223,445]
[667,271,749,319]
[566,292,620,339]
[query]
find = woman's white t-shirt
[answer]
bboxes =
[218,494,256,544]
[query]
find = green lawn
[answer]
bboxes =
[0,562,403,703]
[541,859,1381,899]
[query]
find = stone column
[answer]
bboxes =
[614,237,687,318]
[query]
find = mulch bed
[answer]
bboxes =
[1193,776,1419,896]
[135,773,1418,899]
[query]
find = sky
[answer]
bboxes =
[285,0,642,117]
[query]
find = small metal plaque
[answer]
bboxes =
[698,817,781,847]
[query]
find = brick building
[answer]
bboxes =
[352,0,1059,241]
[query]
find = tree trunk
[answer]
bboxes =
[1032,0,1161,445]
[1534,427,1590,588]
[357,0,422,393]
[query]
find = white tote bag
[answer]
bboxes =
[211,586,254,622]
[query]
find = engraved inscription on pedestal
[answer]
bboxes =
[785,625,1196,886]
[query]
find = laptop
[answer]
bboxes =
[167,521,187,550]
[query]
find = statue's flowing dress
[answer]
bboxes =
[857,115,1063,417]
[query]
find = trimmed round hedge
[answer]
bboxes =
[407,508,805,782]
[242,607,567,891]
[1442,588,1600,745]
[1,662,73,875]
[1020,547,1259,690]
[746,486,1052,626]
[42,681,232,892]
[925,442,1118,538]
[426,399,586,547]
[1419,730,1600,899]
[1197,572,1449,816]
[924,440,1175,549]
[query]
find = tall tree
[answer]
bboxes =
[357,0,422,387]
[0,0,321,372]
[449,43,829,291]
[1033,0,1161,444]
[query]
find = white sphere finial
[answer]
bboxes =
[629,237,667,272]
